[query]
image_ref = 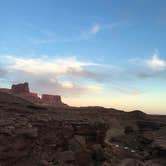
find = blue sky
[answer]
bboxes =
[0,0,166,114]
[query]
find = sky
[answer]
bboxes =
[0,0,166,114]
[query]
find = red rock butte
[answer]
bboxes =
[11,82,30,94]
[42,94,62,104]
[2,82,68,107]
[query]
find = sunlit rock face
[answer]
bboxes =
[10,82,68,107]
[11,82,30,94]
[41,94,62,104]
[41,94,68,107]
[11,82,40,102]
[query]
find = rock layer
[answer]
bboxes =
[1,82,68,107]
[41,94,62,104]
[0,95,108,166]
[11,82,30,94]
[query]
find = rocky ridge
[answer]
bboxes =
[0,82,68,107]
[0,85,166,165]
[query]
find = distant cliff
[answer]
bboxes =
[1,82,68,107]
[11,82,30,94]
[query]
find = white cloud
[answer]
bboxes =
[61,81,74,89]
[129,53,166,79]
[61,81,102,93]
[5,56,99,75]
[30,22,116,45]
[0,55,109,96]
[81,24,101,40]
[80,23,117,40]
[147,54,166,70]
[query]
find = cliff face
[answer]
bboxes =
[11,82,30,94]
[9,82,68,107]
[41,94,62,104]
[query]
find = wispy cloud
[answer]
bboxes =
[146,53,166,70]
[90,24,101,34]
[80,23,116,40]
[5,56,99,76]
[129,52,166,78]
[113,86,143,95]
[30,23,116,45]
[81,24,101,40]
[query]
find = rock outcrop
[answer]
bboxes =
[1,82,68,107]
[0,90,166,165]
[0,92,108,165]
[11,82,30,94]
[41,94,62,104]
[41,94,68,107]
[21,92,41,103]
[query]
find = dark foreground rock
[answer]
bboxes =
[0,119,108,165]
[0,92,108,165]
[0,91,166,165]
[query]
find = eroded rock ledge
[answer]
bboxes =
[1,82,68,107]
[0,113,108,166]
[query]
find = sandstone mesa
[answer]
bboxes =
[0,82,68,107]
